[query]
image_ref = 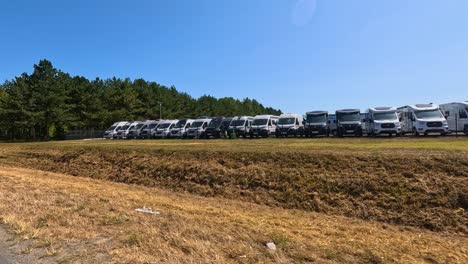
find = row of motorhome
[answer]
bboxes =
[103,102,468,139]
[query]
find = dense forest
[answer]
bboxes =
[0,60,281,140]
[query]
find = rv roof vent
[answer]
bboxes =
[415,104,432,108]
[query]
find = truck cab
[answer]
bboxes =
[228,116,254,138]
[304,111,329,137]
[204,117,225,139]
[186,118,212,138]
[335,109,363,137]
[365,107,401,137]
[250,115,279,138]
[103,121,128,139]
[397,104,448,136]
[169,119,194,139]
[275,113,304,137]
[439,102,468,135]
[154,120,179,138]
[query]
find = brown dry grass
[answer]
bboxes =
[0,166,467,263]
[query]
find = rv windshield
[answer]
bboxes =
[374,112,398,121]
[337,112,360,122]
[306,115,326,123]
[231,119,246,126]
[192,121,205,128]
[252,119,268,126]
[208,120,220,128]
[107,126,116,131]
[221,120,232,128]
[135,124,144,129]
[148,123,158,129]
[120,125,130,130]
[414,110,443,119]
[278,118,295,125]
[158,123,171,129]
[174,121,187,128]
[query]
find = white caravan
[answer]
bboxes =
[103,121,128,139]
[169,119,195,138]
[304,111,330,137]
[275,113,304,137]
[113,122,132,139]
[250,115,279,138]
[139,120,161,139]
[335,109,363,137]
[154,119,179,138]
[365,107,401,136]
[440,102,468,135]
[186,118,212,138]
[227,116,254,138]
[115,121,139,139]
[397,104,448,136]
[126,121,146,139]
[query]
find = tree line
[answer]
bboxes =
[0,60,281,141]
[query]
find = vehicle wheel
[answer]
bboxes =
[424,132,428,136]
[441,132,447,136]
[388,133,392,137]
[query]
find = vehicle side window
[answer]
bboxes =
[296,119,299,126]
[459,109,467,119]
[268,119,272,126]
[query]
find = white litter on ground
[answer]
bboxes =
[135,207,160,215]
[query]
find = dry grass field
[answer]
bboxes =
[0,138,467,263]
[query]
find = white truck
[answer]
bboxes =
[439,102,468,135]
[365,107,401,137]
[114,122,132,139]
[275,113,304,137]
[335,109,363,137]
[169,119,194,138]
[103,121,128,139]
[397,104,448,136]
[227,116,254,138]
[304,111,329,137]
[154,119,179,138]
[126,121,146,139]
[138,120,161,139]
[250,115,279,138]
[186,118,212,139]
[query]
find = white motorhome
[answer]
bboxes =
[304,111,329,137]
[365,107,401,136]
[275,113,304,137]
[113,122,132,139]
[250,115,279,138]
[126,121,146,139]
[103,121,128,139]
[335,109,363,137]
[169,119,194,138]
[227,116,254,138]
[139,120,161,139]
[440,102,468,135]
[154,119,179,138]
[186,118,212,138]
[397,104,448,136]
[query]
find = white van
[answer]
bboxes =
[250,115,279,138]
[169,119,194,138]
[138,120,161,139]
[335,109,363,137]
[365,107,401,136]
[440,102,468,135]
[103,121,128,139]
[114,122,132,139]
[126,121,146,139]
[186,118,212,138]
[304,111,329,137]
[227,116,254,138]
[276,113,304,137]
[154,120,179,138]
[397,104,448,136]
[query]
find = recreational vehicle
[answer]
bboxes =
[169,119,194,138]
[335,109,363,137]
[220,117,234,138]
[186,118,212,138]
[154,120,179,138]
[114,122,132,139]
[204,117,226,138]
[138,120,161,139]
[275,113,304,137]
[103,121,128,139]
[365,107,401,136]
[304,111,329,137]
[227,116,254,138]
[250,115,279,138]
[439,102,468,135]
[397,104,448,136]
[126,121,146,139]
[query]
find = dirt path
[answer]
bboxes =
[0,226,16,264]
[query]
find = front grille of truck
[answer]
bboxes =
[342,124,357,129]
[427,122,443,127]
[381,123,395,128]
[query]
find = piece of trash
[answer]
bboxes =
[135,207,160,215]
[266,242,276,250]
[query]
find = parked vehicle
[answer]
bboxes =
[186,118,212,138]
[227,116,254,138]
[365,107,401,137]
[304,111,329,137]
[275,113,304,137]
[328,114,337,134]
[126,121,146,139]
[440,102,468,135]
[204,117,226,138]
[114,122,132,139]
[138,120,161,139]
[250,115,279,138]
[103,121,128,139]
[169,119,194,138]
[398,104,448,136]
[154,120,179,138]
[335,109,363,137]
[220,117,234,138]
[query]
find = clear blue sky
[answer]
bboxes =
[1,0,467,113]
